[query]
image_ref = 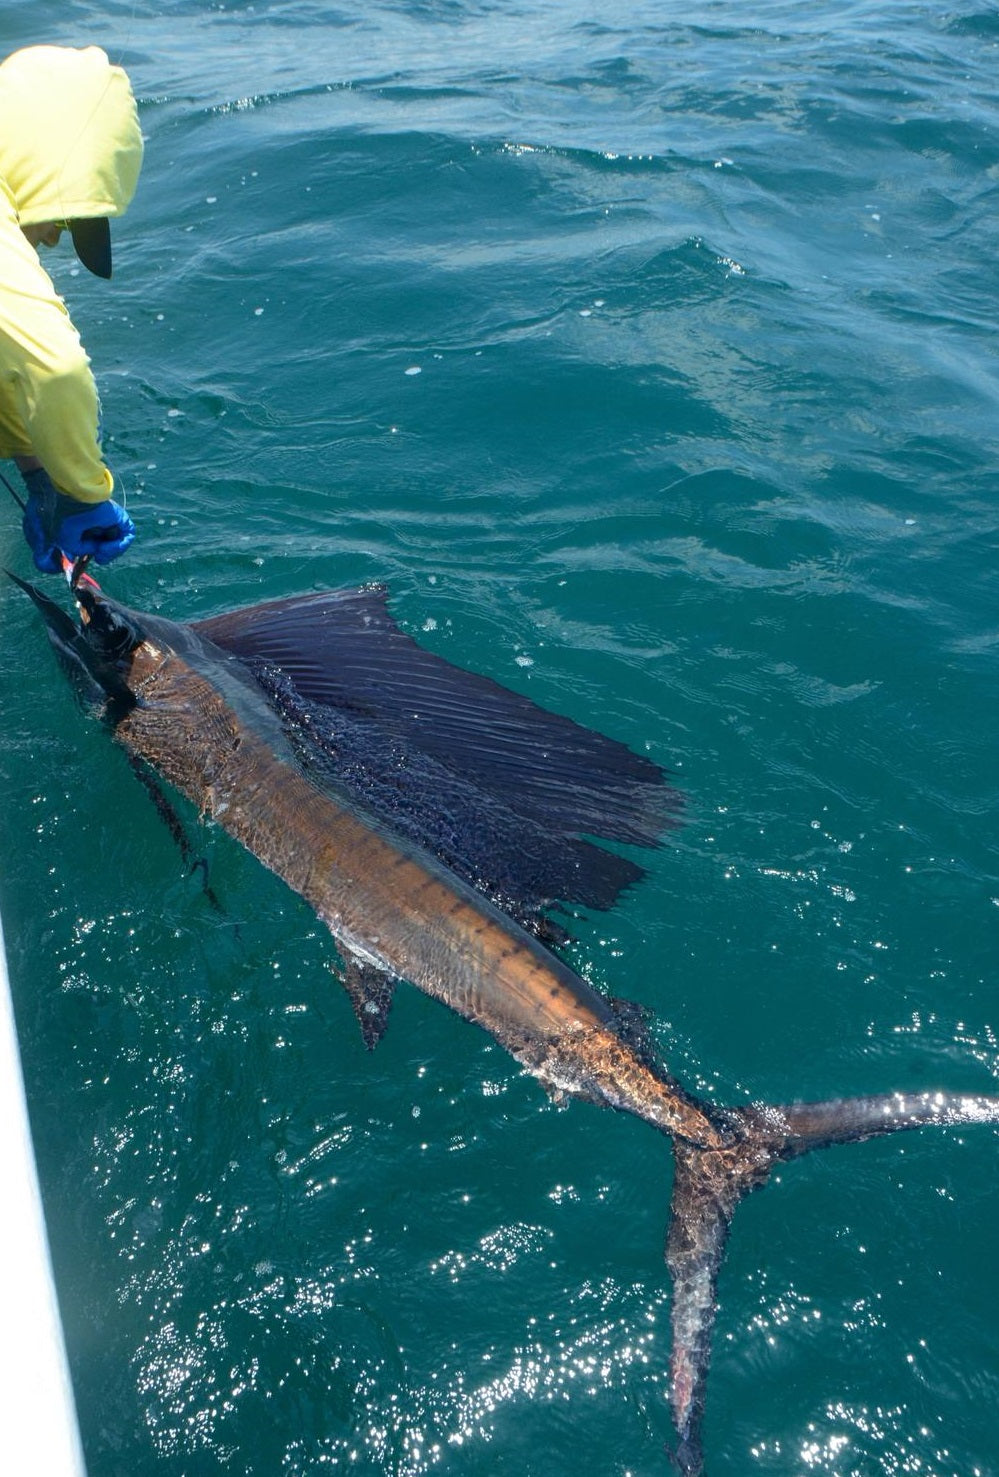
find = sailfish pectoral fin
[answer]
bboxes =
[125,752,225,913]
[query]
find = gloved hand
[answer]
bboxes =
[21,467,136,573]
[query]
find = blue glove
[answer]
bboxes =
[21,467,136,573]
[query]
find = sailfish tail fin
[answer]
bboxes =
[664,1089,999,1475]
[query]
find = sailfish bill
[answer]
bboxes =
[10,566,999,1473]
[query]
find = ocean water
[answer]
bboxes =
[1,2,998,1473]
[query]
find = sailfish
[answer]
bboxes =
[10,561,999,1473]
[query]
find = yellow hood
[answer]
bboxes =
[0,45,143,226]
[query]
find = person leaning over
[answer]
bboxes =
[0,44,143,572]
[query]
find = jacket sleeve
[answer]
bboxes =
[0,213,114,504]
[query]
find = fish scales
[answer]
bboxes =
[118,632,721,1148]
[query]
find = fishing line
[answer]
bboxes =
[0,468,26,512]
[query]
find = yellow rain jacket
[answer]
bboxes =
[0,45,143,502]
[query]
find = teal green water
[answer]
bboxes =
[2,3,998,1473]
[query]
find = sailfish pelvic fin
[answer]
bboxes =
[337,952,398,1050]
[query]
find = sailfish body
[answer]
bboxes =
[11,568,999,1473]
[115,592,719,1146]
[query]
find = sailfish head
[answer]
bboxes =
[6,567,142,716]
